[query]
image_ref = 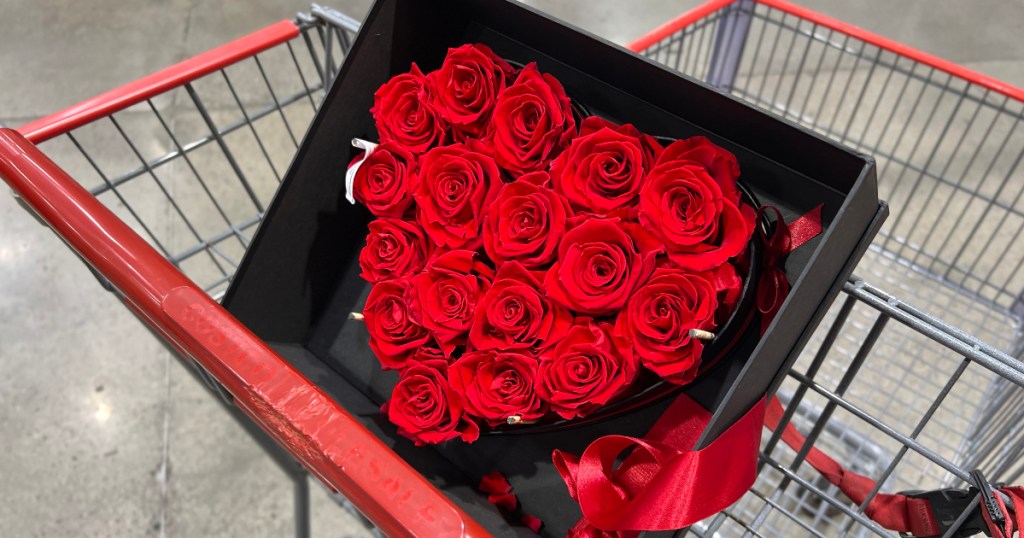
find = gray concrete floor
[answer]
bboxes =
[1,1,1022,537]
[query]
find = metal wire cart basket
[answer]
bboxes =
[2,1,1022,536]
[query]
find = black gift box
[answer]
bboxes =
[222,0,886,534]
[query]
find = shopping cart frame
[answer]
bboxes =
[1,1,1022,537]
[627,0,1024,103]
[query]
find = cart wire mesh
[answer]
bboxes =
[636,0,1024,536]
[21,6,359,301]
[12,1,1024,537]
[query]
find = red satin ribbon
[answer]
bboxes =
[553,395,766,536]
[757,204,823,333]
[766,396,1024,537]
[552,205,825,536]
[764,397,941,536]
[557,394,1023,538]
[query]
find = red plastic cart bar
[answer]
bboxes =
[627,0,1024,104]
[0,21,488,538]
[627,0,736,53]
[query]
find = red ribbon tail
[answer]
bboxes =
[764,397,942,536]
[757,204,822,333]
[556,395,766,533]
[788,203,824,251]
[757,268,790,333]
[552,449,582,499]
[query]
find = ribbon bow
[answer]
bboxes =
[757,204,823,333]
[553,395,765,536]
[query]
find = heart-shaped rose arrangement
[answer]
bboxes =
[348,44,758,446]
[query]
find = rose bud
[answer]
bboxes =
[411,250,495,357]
[372,64,446,154]
[482,171,572,269]
[351,143,417,218]
[449,349,547,426]
[544,217,661,316]
[414,143,501,249]
[550,116,662,215]
[363,277,431,370]
[383,360,480,445]
[358,218,431,283]
[660,135,742,204]
[429,44,516,140]
[488,63,576,176]
[469,261,572,351]
[614,267,719,385]
[639,143,754,271]
[536,319,639,420]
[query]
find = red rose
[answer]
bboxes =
[489,63,576,175]
[358,218,431,283]
[536,319,638,420]
[469,261,572,351]
[411,250,495,357]
[550,116,661,214]
[661,136,741,204]
[352,143,417,218]
[449,349,546,426]
[410,340,447,363]
[544,217,661,316]
[482,171,572,268]
[372,64,446,154]
[639,144,753,271]
[578,116,663,164]
[363,278,431,370]
[383,360,480,445]
[415,143,501,249]
[614,267,718,385]
[429,44,516,140]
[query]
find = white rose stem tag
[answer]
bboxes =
[346,139,379,321]
[345,138,379,204]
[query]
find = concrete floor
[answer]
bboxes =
[1,1,1022,537]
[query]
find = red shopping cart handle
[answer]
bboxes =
[0,128,491,538]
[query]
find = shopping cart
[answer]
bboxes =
[1,1,1021,537]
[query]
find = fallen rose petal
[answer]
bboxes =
[490,492,518,511]
[479,471,513,494]
[521,514,543,533]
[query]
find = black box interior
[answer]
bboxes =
[221,0,886,534]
